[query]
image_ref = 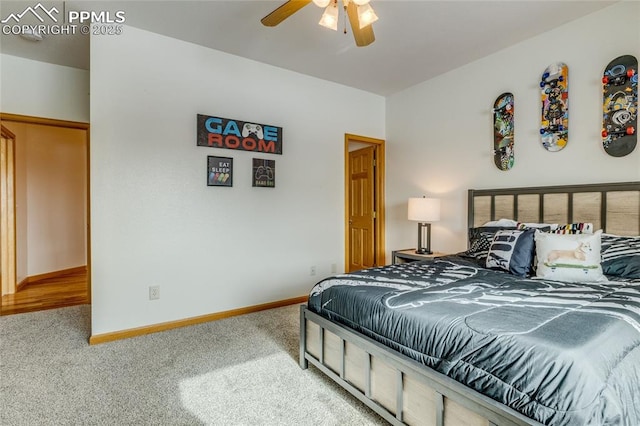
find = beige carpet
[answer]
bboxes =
[0,304,386,425]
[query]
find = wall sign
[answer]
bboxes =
[207,156,233,187]
[252,158,275,188]
[197,114,283,155]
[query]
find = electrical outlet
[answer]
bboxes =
[149,285,160,300]
[310,266,316,276]
[331,263,337,273]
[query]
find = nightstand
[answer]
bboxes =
[392,249,447,264]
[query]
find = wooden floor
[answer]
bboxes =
[1,270,89,316]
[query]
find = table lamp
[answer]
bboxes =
[408,197,440,254]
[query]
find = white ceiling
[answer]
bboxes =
[0,0,616,96]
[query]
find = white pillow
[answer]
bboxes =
[534,230,605,282]
[482,218,518,227]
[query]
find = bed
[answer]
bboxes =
[299,181,640,426]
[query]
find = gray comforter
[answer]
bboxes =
[307,256,640,425]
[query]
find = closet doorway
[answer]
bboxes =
[0,114,90,315]
[344,133,386,272]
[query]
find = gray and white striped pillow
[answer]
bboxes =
[601,234,640,279]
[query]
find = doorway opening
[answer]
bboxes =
[1,125,16,297]
[0,113,90,316]
[344,133,385,272]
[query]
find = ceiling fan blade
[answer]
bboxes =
[261,0,313,27]
[346,1,375,47]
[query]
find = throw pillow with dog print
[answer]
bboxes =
[534,230,605,282]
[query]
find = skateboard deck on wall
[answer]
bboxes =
[602,54,637,157]
[492,92,514,171]
[539,62,569,152]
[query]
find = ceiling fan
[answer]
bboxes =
[261,0,378,47]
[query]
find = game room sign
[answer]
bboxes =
[197,114,283,155]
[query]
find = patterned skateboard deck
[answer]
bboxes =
[540,62,569,152]
[492,92,514,170]
[602,54,637,157]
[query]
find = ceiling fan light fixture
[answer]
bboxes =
[352,0,370,5]
[357,3,378,29]
[318,3,339,31]
[312,0,332,7]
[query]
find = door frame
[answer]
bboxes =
[1,125,16,296]
[344,133,386,270]
[0,113,91,302]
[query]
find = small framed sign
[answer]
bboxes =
[207,156,233,187]
[197,114,283,155]
[252,158,275,188]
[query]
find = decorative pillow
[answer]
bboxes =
[483,219,518,227]
[551,222,593,234]
[461,227,518,265]
[534,230,605,282]
[516,222,558,231]
[601,234,640,279]
[485,228,536,277]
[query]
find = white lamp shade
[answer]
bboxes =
[357,3,378,28]
[318,4,339,30]
[408,197,440,222]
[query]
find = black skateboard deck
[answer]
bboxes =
[602,54,637,157]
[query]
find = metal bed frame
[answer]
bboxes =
[299,181,640,426]
[299,307,538,426]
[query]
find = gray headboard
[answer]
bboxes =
[468,181,640,236]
